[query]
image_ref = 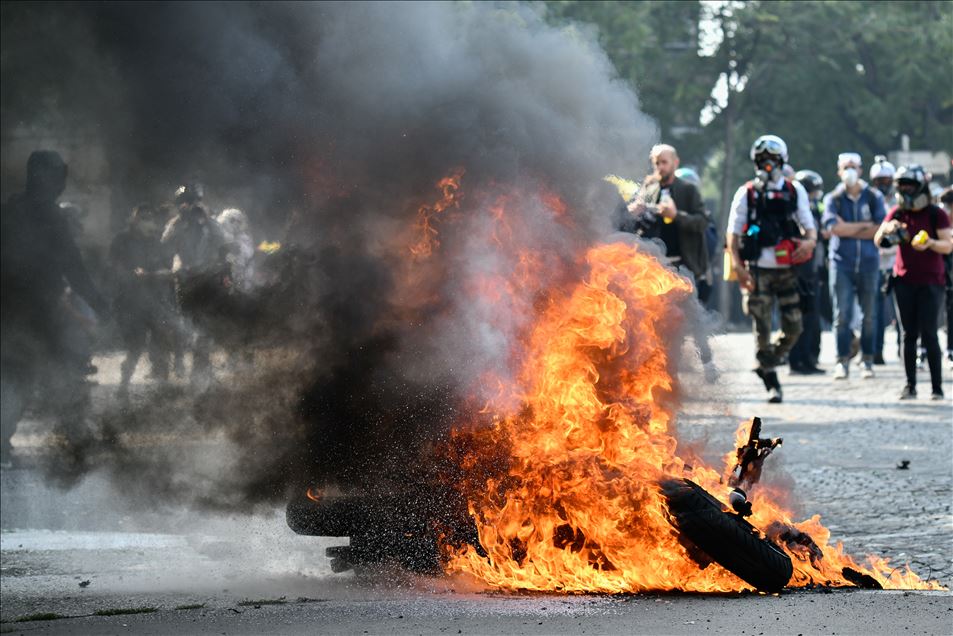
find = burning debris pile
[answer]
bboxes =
[290,171,943,593]
[430,219,941,592]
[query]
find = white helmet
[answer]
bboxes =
[749,135,788,163]
[869,155,896,180]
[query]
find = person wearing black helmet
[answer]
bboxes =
[726,135,817,403]
[788,169,827,375]
[874,165,953,400]
[161,182,225,385]
[1,151,109,466]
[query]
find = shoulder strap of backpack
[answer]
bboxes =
[746,182,758,222]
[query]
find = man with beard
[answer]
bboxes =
[161,183,225,385]
[1,151,108,466]
[620,145,715,378]
[110,203,177,399]
[623,144,711,295]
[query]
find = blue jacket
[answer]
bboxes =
[821,183,886,271]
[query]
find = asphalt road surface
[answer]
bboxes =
[2,330,951,635]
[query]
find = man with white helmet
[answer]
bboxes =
[869,155,898,365]
[726,135,817,403]
[821,153,887,380]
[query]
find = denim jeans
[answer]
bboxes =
[873,269,898,357]
[830,264,879,361]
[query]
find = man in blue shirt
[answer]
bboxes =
[821,153,887,380]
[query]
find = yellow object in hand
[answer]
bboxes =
[603,174,640,202]
[912,230,930,246]
[723,251,737,281]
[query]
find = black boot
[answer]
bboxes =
[765,370,783,403]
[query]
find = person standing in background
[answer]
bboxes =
[821,153,886,380]
[874,165,952,400]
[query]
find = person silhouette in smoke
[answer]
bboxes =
[110,203,177,400]
[161,183,225,386]
[1,151,109,467]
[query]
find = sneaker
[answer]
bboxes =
[873,354,886,365]
[861,363,875,379]
[833,362,849,380]
[768,386,783,403]
[899,385,917,400]
[932,389,945,401]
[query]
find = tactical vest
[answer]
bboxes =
[740,179,800,260]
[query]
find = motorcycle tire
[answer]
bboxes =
[661,478,793,593]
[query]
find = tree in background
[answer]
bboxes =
[545,0,952,318]
[546,0,952,217]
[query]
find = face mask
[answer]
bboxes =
[896,190,929,211]
[841,168,858,187]
[754,159,780,189]
[875,183,892,196]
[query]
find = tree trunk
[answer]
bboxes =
[717,93,736,318]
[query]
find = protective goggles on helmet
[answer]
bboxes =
[750,136,787,161]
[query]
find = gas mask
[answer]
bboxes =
[840,168,859,187]
[754,157,781,190]
[896,187,930,211]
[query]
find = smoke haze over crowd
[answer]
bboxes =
[2,1,664,509]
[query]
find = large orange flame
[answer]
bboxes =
[443,238,942,593]
[409,168,465,259]
[401,171,942,592]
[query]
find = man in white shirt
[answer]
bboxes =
[726,135,818,403]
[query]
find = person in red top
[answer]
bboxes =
[874,165,953,400]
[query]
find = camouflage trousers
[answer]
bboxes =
[742,267,803,371]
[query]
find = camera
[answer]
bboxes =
[631,204,662,238]
[878,225,910,248]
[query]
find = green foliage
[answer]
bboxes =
[544,0,953,212]
[545,1,718,165]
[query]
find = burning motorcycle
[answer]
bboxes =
[289,417,801,593]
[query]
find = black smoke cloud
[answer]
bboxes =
[2,1,658,509]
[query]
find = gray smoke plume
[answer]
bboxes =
[2,1,661,510]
